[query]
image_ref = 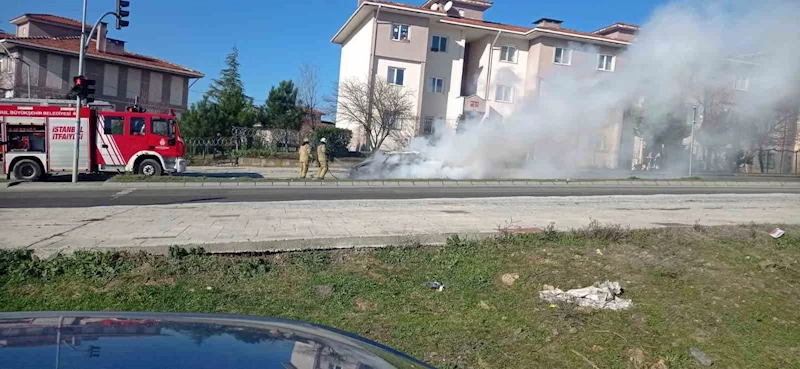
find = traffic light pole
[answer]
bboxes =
[71,0,88,183]
[71,3,123,183]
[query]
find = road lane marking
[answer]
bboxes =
[111,188,136,199]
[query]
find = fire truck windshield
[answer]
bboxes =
[151,118,173,138]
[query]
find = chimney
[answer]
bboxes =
[533,18,563,29]
[95,22,107,52]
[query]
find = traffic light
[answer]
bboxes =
[72,75,96,103]
[70,75,85,99]
[116,0,130,29]
[84,78,96,103]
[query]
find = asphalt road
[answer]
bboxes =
[1,185,798,208]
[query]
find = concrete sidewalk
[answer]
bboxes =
[2,194,797,256]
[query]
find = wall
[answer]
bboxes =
[486,36,529,118]
[464,35,490,98]
[375,56,423,151]
[374,12,429,63]
[600,29,637,42]
[448,3,486,20]
[335,14,375,150]
[529,37,629,168]
[421,26,466,122]
[25,21,81,38]
[6,47,191,112]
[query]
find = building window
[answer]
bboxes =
[170,75,185,106]
[148,72,163,103]
[46,54,64,89]
[391,24,410,41]
[431,35,447,52]
[103,116,125,135]
[554,47,571,65]
[429,77,444,93]
[127,68,142,99]
[423,117,434,134]
[734,76,749,91]
[598,54,615,71]
[500,46,517,63]
[387,67,405,86]
[328,365,343,369]
[103,64,119,97]
[495,85,514,103]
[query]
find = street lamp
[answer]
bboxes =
[0,42,32,98]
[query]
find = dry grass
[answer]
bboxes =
[1,224,799,368]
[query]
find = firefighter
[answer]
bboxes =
[299,138,311,178]
[316,137,328,180]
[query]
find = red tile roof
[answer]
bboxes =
[339,1,630,45]
[592,22,640,34]
[421,0,493,9]
[370,0,427,11]
[440,16,533,33]
[1,35,203,77]
[11,14,92,30]
[538,26,630,43]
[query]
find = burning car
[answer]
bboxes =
[349,151,436,179]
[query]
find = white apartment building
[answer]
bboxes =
[332,0,638,167]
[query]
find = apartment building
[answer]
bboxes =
[332,0,637,166]
[0,14,203,114]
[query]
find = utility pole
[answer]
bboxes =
[689,106,697,177]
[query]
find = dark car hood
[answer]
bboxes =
[0,312,433,369]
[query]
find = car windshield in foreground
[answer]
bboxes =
[0,312,433,369]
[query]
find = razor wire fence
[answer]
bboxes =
[183,127,301,163]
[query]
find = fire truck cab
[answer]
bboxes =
[1,99,186,181]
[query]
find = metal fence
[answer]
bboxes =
[691,149,800,175]
[183,127,301,163]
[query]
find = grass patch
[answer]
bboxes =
[2,225,799,368]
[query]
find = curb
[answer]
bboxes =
[4,180,800,190]
[96,180,800,189]
[32,232,499,257]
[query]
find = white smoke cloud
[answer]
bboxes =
[354,0,800,179]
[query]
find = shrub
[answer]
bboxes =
[310,126,352,159]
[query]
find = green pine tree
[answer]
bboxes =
[205,47,256,135]
[180,96,222,138]
[263,80,303,151]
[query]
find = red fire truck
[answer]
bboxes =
[1,99,186,181]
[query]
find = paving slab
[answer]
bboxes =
[1,193,797,256]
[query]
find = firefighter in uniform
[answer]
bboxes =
[299,138,311,178]
[316,137,328,180]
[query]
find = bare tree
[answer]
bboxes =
[693,85,736,171]
[739,99,799,172]
[0,56,14,97]
[389,118,421,149]
[332,76,416,152]
[299,63,320,134]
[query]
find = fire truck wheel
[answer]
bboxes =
[12,159,43,181]
[138,159,163,176]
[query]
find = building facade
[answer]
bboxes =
[332,0,636,166]
[0,14,203,114]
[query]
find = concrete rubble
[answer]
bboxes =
[538,281,633,311]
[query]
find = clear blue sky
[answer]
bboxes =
[2,0,667,106]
